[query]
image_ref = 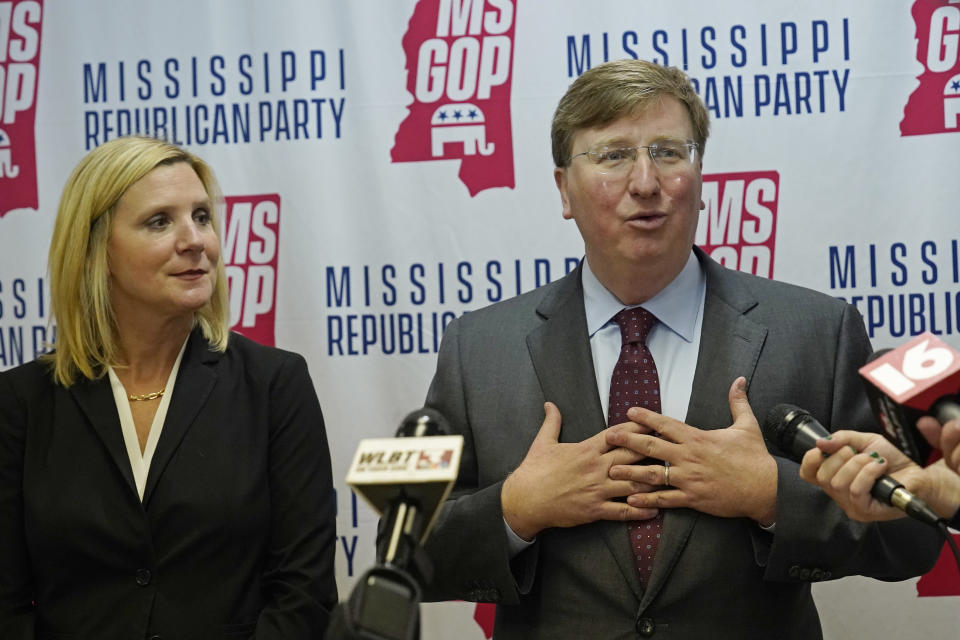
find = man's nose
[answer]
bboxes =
[626,150,660,197]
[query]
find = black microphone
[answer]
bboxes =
[376,408,452,570]
[763,403,942,526]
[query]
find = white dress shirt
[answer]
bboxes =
[583,250,706,423]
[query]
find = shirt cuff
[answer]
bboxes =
[504,517,535,557]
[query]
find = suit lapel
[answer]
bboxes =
[643,250,768,604]
[526,266,604,444]
[70,377,138,497]
[686,250,767,429]
[525,267,647,601]
[142,330,220,505]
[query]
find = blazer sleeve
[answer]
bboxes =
[762,303,943,582]
[419,317,532,605]
[0,369,36,639]
[255,353,339,639]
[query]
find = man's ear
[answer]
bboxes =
[555,167,572,220]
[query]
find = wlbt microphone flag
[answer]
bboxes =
[346,409,463,548]
[858,332,960,464]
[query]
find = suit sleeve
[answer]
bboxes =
[255,354,339,638]
[420,317,533,605]
[763,303,943,582]
[0,371,36,639]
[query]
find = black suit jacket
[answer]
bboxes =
[421,250,942,639]
[0,330,337,640]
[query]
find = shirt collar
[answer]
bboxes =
[582,251,705,342]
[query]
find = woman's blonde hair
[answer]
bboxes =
[45,135,230,386]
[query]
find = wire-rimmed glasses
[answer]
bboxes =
[568,138,700,177]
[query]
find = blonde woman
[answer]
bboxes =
[0,136,336,639]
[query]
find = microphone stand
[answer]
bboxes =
[326,494,433,640]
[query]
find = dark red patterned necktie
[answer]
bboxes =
[607,307,662,585]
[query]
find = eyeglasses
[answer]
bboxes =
[568,139,700,176]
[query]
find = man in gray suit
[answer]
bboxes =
[420,60,940,639]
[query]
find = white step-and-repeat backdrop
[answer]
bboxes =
[1,1,958,637]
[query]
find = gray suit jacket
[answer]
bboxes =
[422,249,941,639]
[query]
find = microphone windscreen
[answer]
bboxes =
[762,403,805,451]
[396,407,450,438]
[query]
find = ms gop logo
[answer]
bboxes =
[901,0,960,135]
[391,0,516,196]
[0,0,42,218]
[224,195,280,347]
[698,172,779,279]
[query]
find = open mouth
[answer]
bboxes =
[627,213,666,225]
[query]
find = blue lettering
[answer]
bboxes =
[457,261,473,304]
[567,35,591,77]
[325,267,351,307]
[137,60,152,100]
[890,243,907,286]
[829,245,856,289]
[310,50,326,90]
[921,241,938,285]
[410,264,425,305]
[164,58,180,99]
[486,260,502,302]
[83,63,107,103]
[652,30,669,65]
[281,50,296,91]
[700,27,716,69]
[239,54,253,95]
[730,25,747,67]
[210,55,226,96]
[382,265,397,306]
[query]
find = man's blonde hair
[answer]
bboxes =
[551,59,710,167]
[45,135,230,386]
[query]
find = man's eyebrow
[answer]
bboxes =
[589,133,689,148]
[589,135,634,148]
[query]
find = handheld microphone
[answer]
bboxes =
[762,404,941,526]
[858,333,960,464]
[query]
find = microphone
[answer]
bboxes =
[332,408,464,640]
[347,407,463,568]
[762,403,941,526]
[858,333,960,464]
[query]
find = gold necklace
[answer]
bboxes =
[128,388,165,402]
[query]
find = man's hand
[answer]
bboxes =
[500,402,660,541]
[604,377,779,526]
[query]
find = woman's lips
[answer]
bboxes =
[172,269,207,279]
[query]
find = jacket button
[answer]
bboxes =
[788,565,800,579]
[636,617,655,637]
[810,568,823,581]
[135,569,152,586]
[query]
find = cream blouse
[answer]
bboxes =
[107,339,188,501]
